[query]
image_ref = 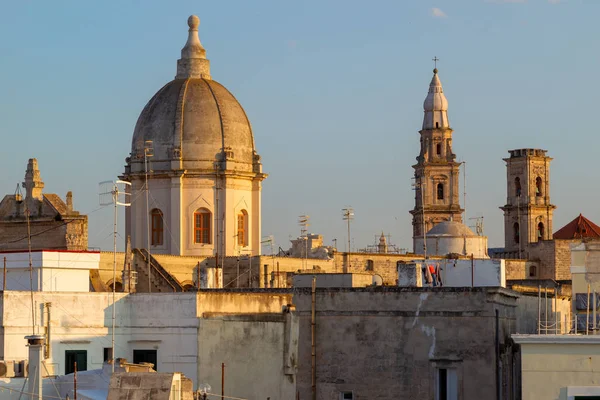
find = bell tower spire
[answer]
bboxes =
[410,67,463,253]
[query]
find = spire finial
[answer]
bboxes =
[176,15,211,79]
[188,15,200,30]
[432,56,439,72]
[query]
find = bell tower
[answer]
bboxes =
[410,68,463,252]
[500,149,555,256]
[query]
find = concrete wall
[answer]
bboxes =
[0,290,294,395]
[515,294,571,334]
[293,287,519,399]
[293,273,374,288]
[398,259,505,288]
[513,336,600,400]
[198,312,297,400]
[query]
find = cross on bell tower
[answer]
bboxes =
[410,65,463,253]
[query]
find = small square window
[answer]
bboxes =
[340,392,353,400]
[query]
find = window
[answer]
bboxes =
[436,143,442,155]
[366,259,374,271]
[513,222,520,244]
[538,222,545,240]
[529,265,537,277]
[340,392,353,400]
[194,209,211,244]
[437,368,458,400]
[237,210,248,247]
[151,209,164,246]
[133,349,157,371]
[436,122,440,128]
[103,347,113,362]
[108,281,122,292]
[65,350,87,375]
[536,177,543,197]
[515,177,521,197]
[437,183,444,200]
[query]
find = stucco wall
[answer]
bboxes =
[293,287,519,399]
[198,313,297,400]
[515,337,600,400]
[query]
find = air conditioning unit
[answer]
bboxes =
[42,362,56,377]
[0,361,15,378]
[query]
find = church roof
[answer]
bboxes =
[426,221,476,237]
[553,214,600,239]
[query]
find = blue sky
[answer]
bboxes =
[0,0,595,252]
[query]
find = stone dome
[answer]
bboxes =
[128,16,259,174]
[426,221,476,237]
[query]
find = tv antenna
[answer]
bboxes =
[298,215,310,270]
[469,216,484,236]
[99,180,131,373]
[342,207,354,254]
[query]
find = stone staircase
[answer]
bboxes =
[133,249,184,293]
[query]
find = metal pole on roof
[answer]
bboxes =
[538,285,542,335]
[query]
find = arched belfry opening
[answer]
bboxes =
[536,176,543,197]
[515,177,521,197]
[513,222,520,244]
[537,222,545,240]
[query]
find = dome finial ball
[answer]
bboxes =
[188,15,200,29]
[433,68,438,74]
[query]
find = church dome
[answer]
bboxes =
[427,220,475,237]
[129,16,258,174]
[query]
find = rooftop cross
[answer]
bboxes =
[432,56,439,72]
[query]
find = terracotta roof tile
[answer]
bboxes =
[553,214,600,239]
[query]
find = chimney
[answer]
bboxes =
[66,191,73,214]
[25,334,45,400]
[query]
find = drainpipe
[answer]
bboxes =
[45,302,52,359]
[311,276,317,400]
[495,309,500,400]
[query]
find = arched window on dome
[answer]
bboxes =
[151,209,164,246]
[237,210,248,247]
[194,208,212,244]
[515,177,521,197]
[513,222,520,244]
[537,222,545,240]
[437,183,444,200]
[536,177,543,197]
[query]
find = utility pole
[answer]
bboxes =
[99,180,131,373]
[144,140,154,292]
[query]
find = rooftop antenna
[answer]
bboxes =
[143,140,154,293]
[342,208,354,252]
[298,215,310,270]
[469,216,484,236]
[99,180,131,374]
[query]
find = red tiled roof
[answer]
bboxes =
[553,214,600,239]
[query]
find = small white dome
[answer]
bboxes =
[427,221,476,237]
